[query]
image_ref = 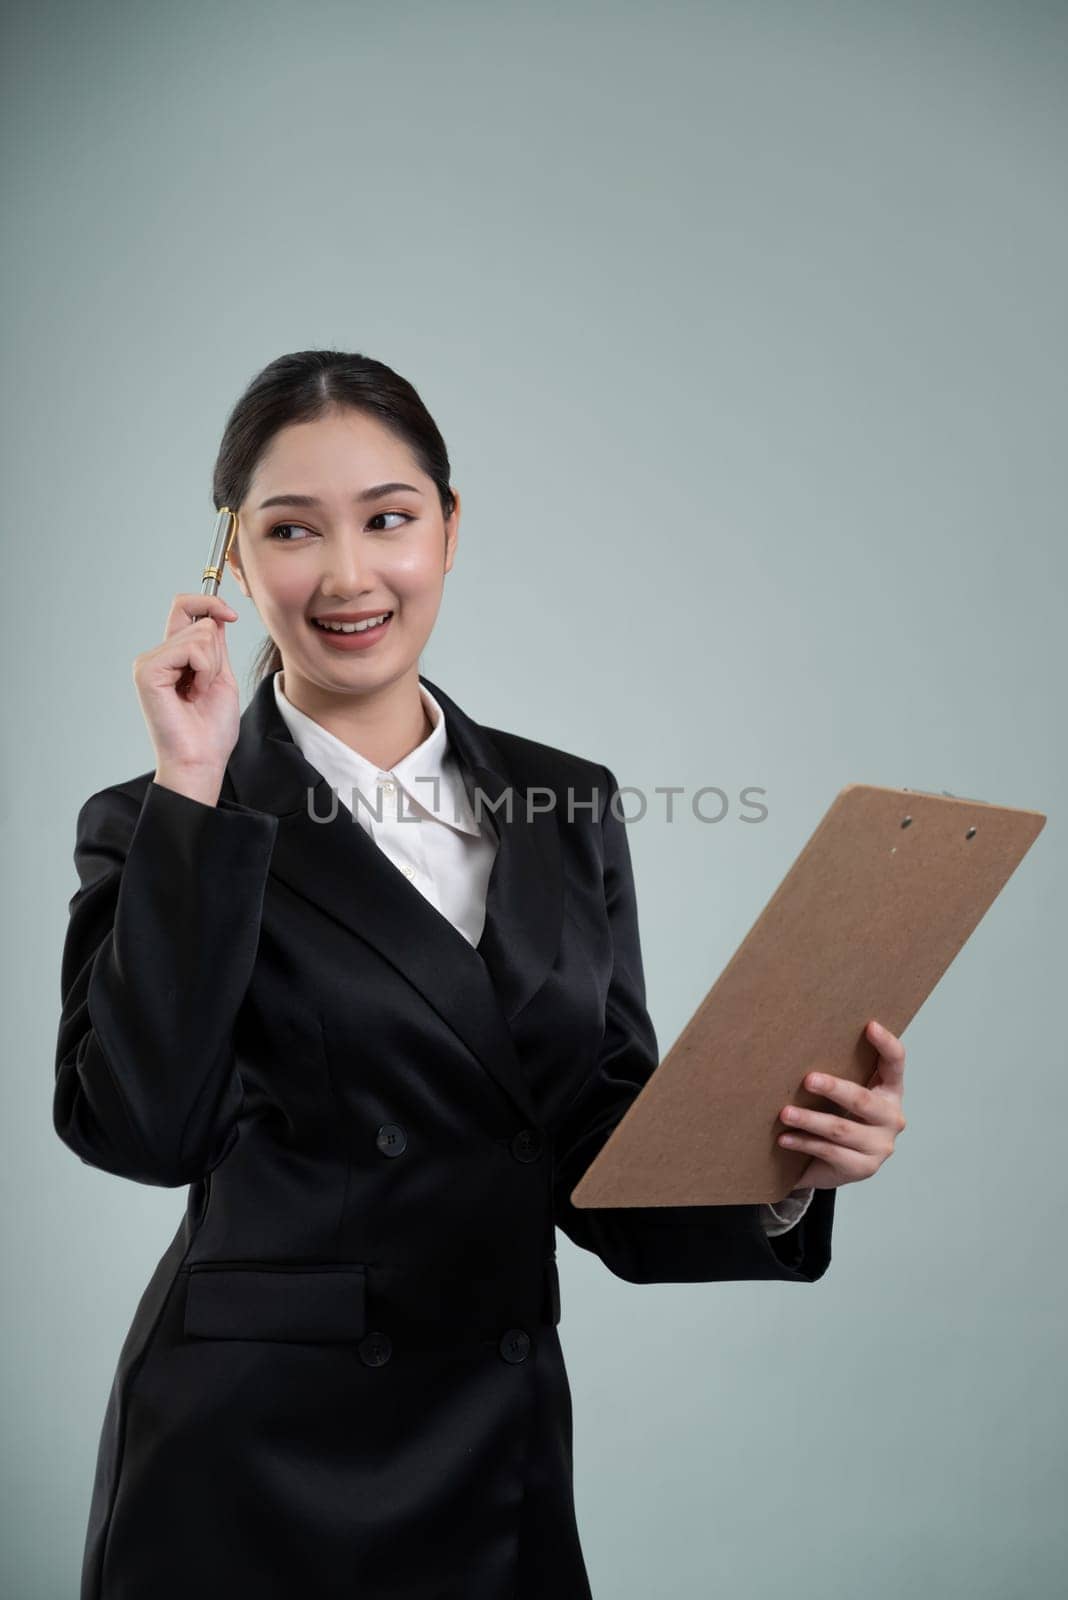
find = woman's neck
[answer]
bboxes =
[278,666,434,770]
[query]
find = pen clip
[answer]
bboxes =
[202,507,238,594]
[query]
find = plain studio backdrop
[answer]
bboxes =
[4,1,1065,1595]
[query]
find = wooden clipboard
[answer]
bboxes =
[570,784,1046,1211]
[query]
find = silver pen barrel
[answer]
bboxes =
[202,508,238,595]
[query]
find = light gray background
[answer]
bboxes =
[5,1,1066,1595]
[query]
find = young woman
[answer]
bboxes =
[55,349,907,1599]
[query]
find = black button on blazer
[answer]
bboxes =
[55,671,835,1600]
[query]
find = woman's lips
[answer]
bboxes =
[309,612,393,651]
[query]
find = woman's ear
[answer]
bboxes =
[443,487,461,574]
[226,538,251,600]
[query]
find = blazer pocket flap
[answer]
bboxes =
[184,1264,368,1343]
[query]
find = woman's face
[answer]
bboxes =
[227,408,459,699]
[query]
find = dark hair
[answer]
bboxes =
[212,350,456,694]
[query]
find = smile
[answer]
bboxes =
[313,612,392,633]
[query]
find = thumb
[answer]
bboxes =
[213,604,239,673]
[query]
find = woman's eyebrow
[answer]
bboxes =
[256,482,424,510]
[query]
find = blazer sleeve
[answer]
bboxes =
[54,777,278,1188]
[552,764,836,1285]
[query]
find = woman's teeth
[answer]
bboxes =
[313,612,392,634]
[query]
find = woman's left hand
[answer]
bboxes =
[777,1019,907,1190]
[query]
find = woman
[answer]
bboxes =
[55,350,907,1599]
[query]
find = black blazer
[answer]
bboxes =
[55,670,835,1600]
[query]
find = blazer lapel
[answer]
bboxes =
[224,672,562,1130]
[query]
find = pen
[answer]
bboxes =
[202,507,238,598]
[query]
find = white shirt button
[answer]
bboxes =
[401,864,415,879]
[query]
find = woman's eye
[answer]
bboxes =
[268,513,411,541]
[269,523,313,542]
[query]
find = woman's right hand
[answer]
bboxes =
[133,593,242,785]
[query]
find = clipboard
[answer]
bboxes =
[570,784,1047,1211]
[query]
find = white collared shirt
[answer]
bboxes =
[272,670,497,949]
[270,669,812,1238]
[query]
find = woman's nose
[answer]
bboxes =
[318,537,375,595]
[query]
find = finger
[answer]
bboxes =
[800,1072,887,1124]
[796,1072,906,1135]
[212,612,239,680]
[777,1132,890,1179]
[866,1018,907,1092]
[169,635,218,698]
[867,1018,905,1066]
[167,633,214,684]
[165,592,239,638]
[175,592,237,621]
[139,618,219,670]
[780,1105,897,1150]
[177,616,224,663]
